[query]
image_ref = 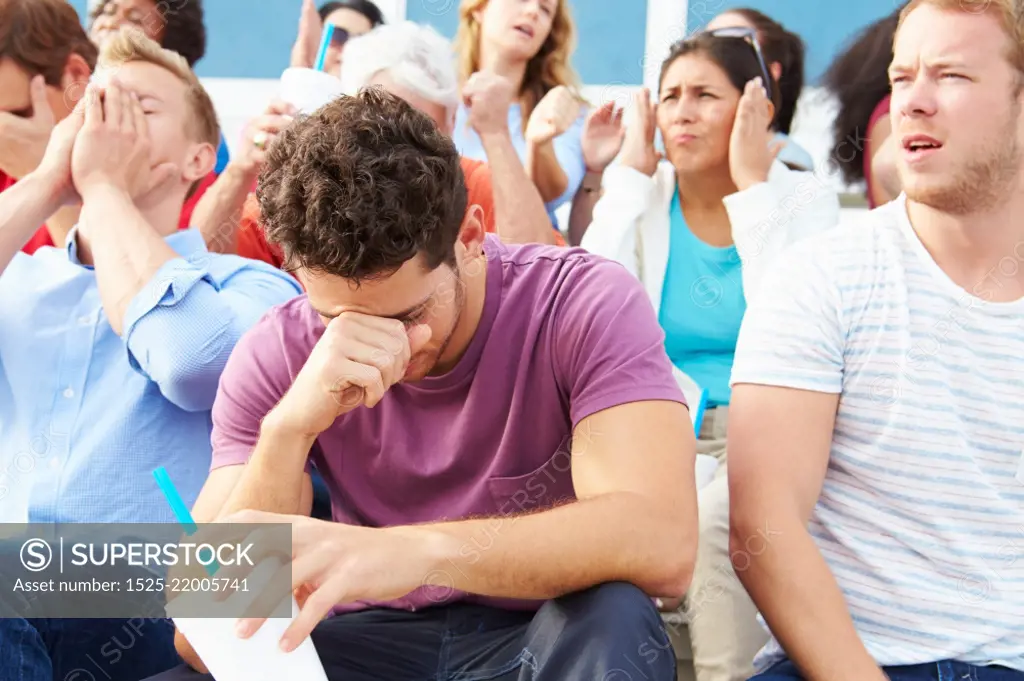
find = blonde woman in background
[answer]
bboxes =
[453,0,586,241]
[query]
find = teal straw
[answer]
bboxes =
[313,24,335,72]
[153,467,218,575]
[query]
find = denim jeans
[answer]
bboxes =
[752,658,1024,681]
[145,581,676,681]
[0,617,180,681]
[309,466,332,520]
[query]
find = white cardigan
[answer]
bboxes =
[581,160,841,314]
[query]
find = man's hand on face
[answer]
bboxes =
[33,95,88,208]
[70,81,179,203]
[0,75,57,180]
[270,312,433,438]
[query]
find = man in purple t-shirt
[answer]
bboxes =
[153,88,697,681]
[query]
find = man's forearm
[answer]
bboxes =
[0,173,62,273]
[733,512,886,681]
[567,171,602,246]
[525,140,569,204]
[80,186,177,335]
[411,491,694,601]
[193,164,256,254]
[217,417,315,518]
[480,132,556,244]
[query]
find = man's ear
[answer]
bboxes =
[59,53,93,113]
[183,142,217,184]
[458,203,486,258]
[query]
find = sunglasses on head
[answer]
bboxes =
[703,27,773,100]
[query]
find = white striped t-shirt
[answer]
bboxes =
[731,194,1024,672]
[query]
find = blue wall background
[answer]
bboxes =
[69,0,897,85]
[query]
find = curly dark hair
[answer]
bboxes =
[822,5,904,185]
[90,0,207,68]
[257,88,467,282]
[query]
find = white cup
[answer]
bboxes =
[279,67,345,115]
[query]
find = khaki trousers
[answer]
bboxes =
[683,407,769,681]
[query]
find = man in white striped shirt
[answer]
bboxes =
[726,1,1024,680]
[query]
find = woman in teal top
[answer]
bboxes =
[660,190,746,408]
[583,32,839,443]
[582,31,840,678]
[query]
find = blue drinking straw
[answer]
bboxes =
[313,24,335,72]
[153,467,219,575]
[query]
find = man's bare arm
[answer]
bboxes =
[526,139,570,204]
[728,384,887,681]
[410,400,697,599]
[215,415,316,519]
[481,132,557,245]
[0,173,62,274]
[193,101,295,253]
[567,173,602,246]
[192,165,254,254]
[224,399,696,648]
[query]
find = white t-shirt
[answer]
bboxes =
[732,194,1024,672]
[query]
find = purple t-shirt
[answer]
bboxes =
[211,235,686,612]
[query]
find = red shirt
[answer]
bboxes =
[1,170,219,253]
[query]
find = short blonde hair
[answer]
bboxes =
[96,30,220,147]
[899,0,1024,74]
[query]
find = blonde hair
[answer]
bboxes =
[96,30,220,147]
[454,0,581,122]
[899,0,1024,74]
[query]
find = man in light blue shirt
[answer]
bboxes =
[0,33,300,681]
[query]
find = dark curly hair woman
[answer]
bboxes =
[822,5,905,207]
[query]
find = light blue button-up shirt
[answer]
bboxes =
[0,228,301,524]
